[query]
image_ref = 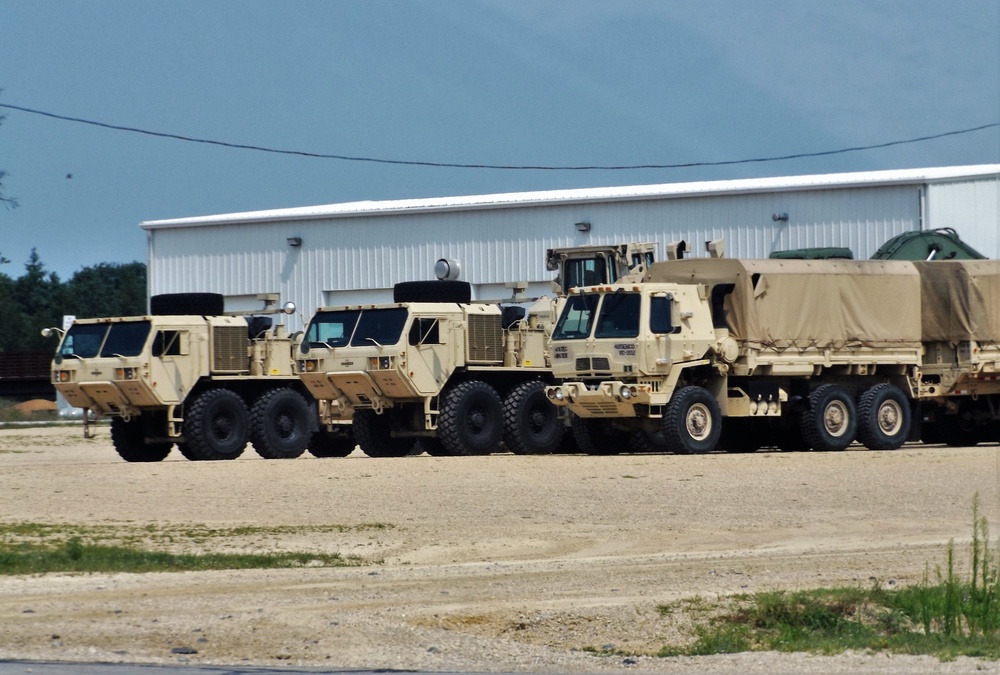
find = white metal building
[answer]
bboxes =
[142,164,1000,330]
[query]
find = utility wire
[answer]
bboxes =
[1,102,997,171]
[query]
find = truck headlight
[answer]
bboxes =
[115,368,136,380]
[547,387,564,401]
[369,356,393,370]
[298,360,319,373]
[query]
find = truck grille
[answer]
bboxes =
[468,314,502,363]
[212,326,249,372]
[575,357,611,373]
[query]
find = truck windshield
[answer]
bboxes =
[593,292,640,338]
[100,321,151,357]
[59,321,151,358]
[351,308,408,347]
[305,310,361,349]
[553,294,600,340]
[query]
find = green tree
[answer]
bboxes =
[64,261,147,318]
[0,250,148,354]
[10,249,63,352]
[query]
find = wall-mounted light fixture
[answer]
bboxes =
[575,221,591,233]
[771,213,789,222]
[287,237,302,247]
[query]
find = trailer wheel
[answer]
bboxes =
[308,427,356,457]
[439,380,503,455]
[502,381,563,454]
[570,415,624,455]
[109,416,172,462]
[183,389,249,460]
[662,386,722,454]
[250,388,311,459]
[857,384,911,450]
[800,384,856,451]
[352,409,417,457]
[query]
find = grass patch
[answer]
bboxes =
[0,538,350,574]
[656,494,1000,661]
[0,521,382,575]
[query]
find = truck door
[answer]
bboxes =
[406,317,451,395]
[147,328,194,405]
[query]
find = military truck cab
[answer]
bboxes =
[298,297,557,457]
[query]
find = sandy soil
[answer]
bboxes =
[0,425,998,673]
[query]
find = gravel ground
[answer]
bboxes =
[0,425,998,673]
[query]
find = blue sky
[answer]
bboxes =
[2,0,998,278]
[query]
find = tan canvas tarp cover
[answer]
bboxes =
[914,260,1000,343]
[644,259,922,350]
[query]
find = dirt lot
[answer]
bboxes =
[0,425,998,673]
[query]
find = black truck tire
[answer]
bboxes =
[502,381,563,454]
[392,280,471,304]
[569,415,624,455]
[857,383,911,450]
[352,409,417,457]
[800,384,857,452]
[308,427,357,457]
[628,429,671,453]
[438,380,503,455]
[109,416,172,462]
[249,388,311,459]
[182,389,249,460]
[661,386,722,455]
[150,293,225,316]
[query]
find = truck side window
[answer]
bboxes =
[553,293,599,339]
[564,257,608,289]
[711,284,735,329]
[650,295,675,334]
[409,318,440,346]
[152,330,185,357]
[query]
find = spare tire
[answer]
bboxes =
[150,293,226,316]
[393,280,471,304]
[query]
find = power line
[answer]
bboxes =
[1,102,996,171]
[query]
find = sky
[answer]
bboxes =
[1,0,998,279]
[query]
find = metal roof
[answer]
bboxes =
[141,164,1000,230]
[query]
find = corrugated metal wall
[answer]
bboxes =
[925,178,1000,258]
[148,182,924,331]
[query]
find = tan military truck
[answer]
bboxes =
[296,243,658,457]
[45,293,351,462]
[545,253,1000,454]
[545,257,937,453]
[298,296,558,456]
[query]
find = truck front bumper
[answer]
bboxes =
[545,381,655,418]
